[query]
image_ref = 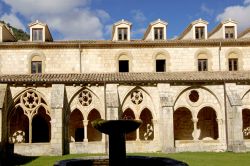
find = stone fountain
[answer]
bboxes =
[54,119,188,166]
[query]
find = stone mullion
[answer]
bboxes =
[29,116,32,143]
[192,118,199,141]
[83,120,88,142]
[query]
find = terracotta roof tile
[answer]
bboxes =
[1,71,250,84]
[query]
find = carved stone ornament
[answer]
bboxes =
[21,90,40,109]
[131,89,143,105]
[79,90,92,106]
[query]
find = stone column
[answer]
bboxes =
[83,120,88,142]
[216,118,224,141]
[192,118,200,141]
[0,84,7,165]
[29,117,32,143]
[50,84,65,155]
[162,106,175,152]
[158,83,175,153]
[106,84,119,120]
[226,84,246,152]
[136,118,140,141]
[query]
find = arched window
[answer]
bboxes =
[32,107,51,143]
[9,107,29,143]
[31,55,43,74]
[139,109,154,141]
[242,109,250,139]
[155,54,166,72]
[197,107,218,140]
[174,107,193,140]
[122,108,136,140]
[228,52,238,71]
[87,109,102,141]
[118,54,129,72]
[69,109,84,142]
[197,53,208,71]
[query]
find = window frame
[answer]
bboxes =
[119,60,129,72]
[228,58,238,71]
[154,27,164,40]
[118,28,128,41]
[195,26,205,39]
[225,26,235,39]
[31,61,42,74]
[32,28,43,41]
[156,59,166,72]
[198,59,208,71]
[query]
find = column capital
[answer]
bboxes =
[83,120,89,126]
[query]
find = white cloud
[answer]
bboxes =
[0,13,25,30]
[201,4,214,16]
[216,3,250,31]
[131,10,146,23]
[1,0,110,39]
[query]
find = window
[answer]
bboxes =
[154,27,164,40]
[119,60,129,72]
[198,59,207,71]
[195,27,205,39]
[156,59,166,72]
[32,28,43,41]
[31,61,42,74]
[118,28,128,41]
[225,26,235,39]
[228,58,238,71]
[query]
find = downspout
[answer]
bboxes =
[104,81,108,154]
[79,44,82,73]
[219,41,222,71]
[223,81,229,151]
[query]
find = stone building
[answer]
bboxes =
[0,18,250,156]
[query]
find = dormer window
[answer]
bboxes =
[195,27,205,39]
[154,27,163,40]
[225,26,235,39]
[32,28,43,41]
[118,28,128,41]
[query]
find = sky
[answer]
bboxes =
[0,0,249,40]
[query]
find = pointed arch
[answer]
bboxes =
[9,106,29,143]
[122,108,136,140]
[242,109,250,139]
[139,108,154,141]
[32,106,51,143]
[197,107,218,140]
[69,109,84,142]
[87,109,102,141]
[174,107,193,140]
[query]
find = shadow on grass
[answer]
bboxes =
[4,153,39,166]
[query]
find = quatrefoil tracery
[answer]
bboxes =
[78,90,92,106]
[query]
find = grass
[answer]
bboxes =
[6,152,250,166]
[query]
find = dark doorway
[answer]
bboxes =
[75,128,84,142]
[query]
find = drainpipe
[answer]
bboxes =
[219,42,222,71]
[223,81,229,151]
[79,44,82,73]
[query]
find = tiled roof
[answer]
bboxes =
[0,38,250,48]
[1,71,250,84]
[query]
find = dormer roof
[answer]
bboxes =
[0,22,16,42]
[238,28,250,38]
[143,19,168,40]
[112,19,132,41]
[178,18,208,40]
[209,18,237,38]
[29,20,53,42]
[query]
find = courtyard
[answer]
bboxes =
[7,152,250,166]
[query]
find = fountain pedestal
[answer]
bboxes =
[92,119,142,166]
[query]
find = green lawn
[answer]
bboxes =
[6,152,250,166]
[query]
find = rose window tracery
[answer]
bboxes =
[131,89,143,105]
[21,90,39,109]
[78,90,92,106]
